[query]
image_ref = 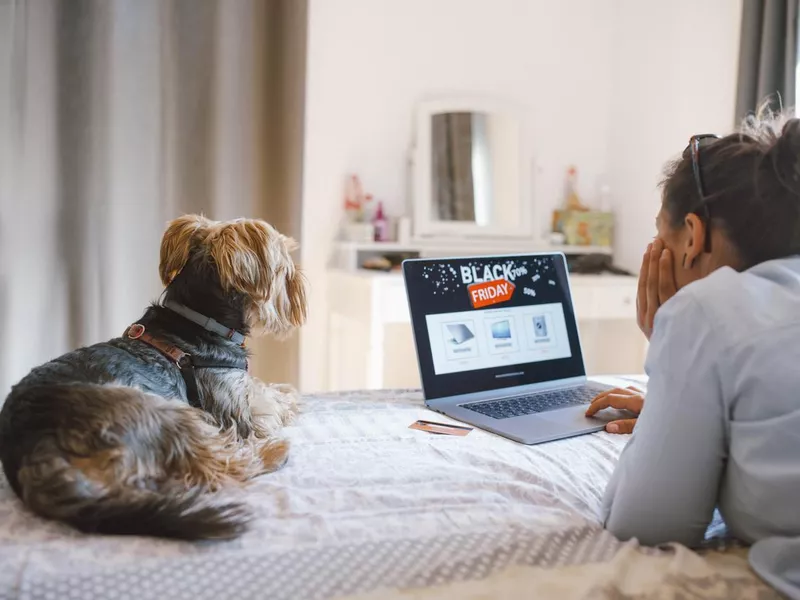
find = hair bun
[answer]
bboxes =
[770,118,800,195]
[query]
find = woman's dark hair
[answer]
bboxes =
[661,106,800,269]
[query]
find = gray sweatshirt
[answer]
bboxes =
[603,256,800,599]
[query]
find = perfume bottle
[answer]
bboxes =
[373,201,388,242]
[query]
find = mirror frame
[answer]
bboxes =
[411,96,533,240]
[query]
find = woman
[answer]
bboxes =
[586,110,800,599]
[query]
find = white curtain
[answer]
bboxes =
[0,0,273,396]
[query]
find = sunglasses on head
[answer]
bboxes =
[682,134,721,253]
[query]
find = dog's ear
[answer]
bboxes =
[281,236,307,328]
[282,235,299,253]
[285,268,308,328]
[210,219,275,301]
[159,214,213,286]
[210,220,307,336]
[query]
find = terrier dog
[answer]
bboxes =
[0,215,307,540]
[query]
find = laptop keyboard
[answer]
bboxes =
[462,386,599,420]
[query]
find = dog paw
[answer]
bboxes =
[270,383,295,396]
[270,384,299,425]
[259,438,290,473]
[247,379,299,432]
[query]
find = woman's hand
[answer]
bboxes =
[585,386,644,434]
[637,239,678,340]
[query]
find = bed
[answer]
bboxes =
[0,379,779,599]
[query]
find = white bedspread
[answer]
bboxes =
[268,383,628,544]
[0,380,778,599]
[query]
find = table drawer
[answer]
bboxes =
[593,285,636,320]
[570,286,596,320]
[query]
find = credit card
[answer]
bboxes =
[409,419,473,436]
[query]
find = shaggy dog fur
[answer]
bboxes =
[0,215,307,540]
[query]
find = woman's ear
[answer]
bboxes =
[159,214,213,286]
[682,213,706,269]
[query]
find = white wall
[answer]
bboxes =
[607,0,742,272]
[299,0,743,392]
[300,0,617,392]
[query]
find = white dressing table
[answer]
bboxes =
[324,95,646,391]
[325,242,646,391]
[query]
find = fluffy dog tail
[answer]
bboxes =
[1,384,259,540]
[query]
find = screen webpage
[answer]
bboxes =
[420,258,572,375]
[404,254,585,399]
[426,302,571,375]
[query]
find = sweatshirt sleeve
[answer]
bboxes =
[602,291,727,547]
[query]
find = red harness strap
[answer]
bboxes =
[126,323,190,366]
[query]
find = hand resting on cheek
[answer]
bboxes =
[637,238,678,340]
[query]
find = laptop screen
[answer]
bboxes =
[402,253,586,399]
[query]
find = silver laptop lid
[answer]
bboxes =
[402,253,587,401]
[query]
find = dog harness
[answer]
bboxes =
[124,304,248,409]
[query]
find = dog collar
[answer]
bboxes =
[164,301,246,346]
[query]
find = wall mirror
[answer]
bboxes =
[411,97,532,239]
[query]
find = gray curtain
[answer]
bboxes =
[0,0,281,396]
[735,0,800,122]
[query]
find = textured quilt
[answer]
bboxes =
[0,383,779,599]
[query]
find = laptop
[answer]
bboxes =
[402,252,624,445]
[446,323,475,345]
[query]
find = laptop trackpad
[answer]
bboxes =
[490,404,637,444]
